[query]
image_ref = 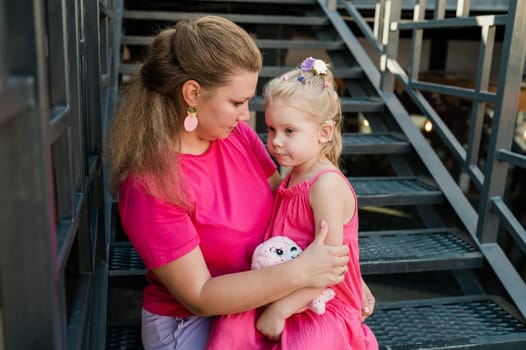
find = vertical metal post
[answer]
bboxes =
[465,23,495,172]
[408,0,426,80]
[380,0,401,92]
[434,0,446,19]
[373,0,386,42]
[456,0,470,17]
[477,0,526,243]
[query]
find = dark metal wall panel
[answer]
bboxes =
[0,0,66,348]
[1,0,116,348]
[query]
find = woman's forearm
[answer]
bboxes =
[192,261,306,315]
[154,222,348,316]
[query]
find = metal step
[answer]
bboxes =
[119,63,366,79]
[122,10,328,26]
[106,320,142,350]
[109,242,146,276]
[105,295,526,350]
[341,133,410,155]
[259,132,410,155]
[350,176,443,206]
[360,228,483,275]
[367,295,526,349]
[109,227,480,277]
[249,95,384,113]
[121,35,344,50]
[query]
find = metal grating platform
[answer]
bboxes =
[367,295,526,349]
[341,133,410,155]
[106,323,143,350]
[350,176,443,206]
[360,228,483,274]
[260,132,410,155]
[109,243,146,276]
[105,296,526,350]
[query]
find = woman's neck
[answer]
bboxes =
[179,132,211,155]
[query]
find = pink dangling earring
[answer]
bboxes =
[184,106,198,132]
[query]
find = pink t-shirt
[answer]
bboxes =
[119,122,277,317]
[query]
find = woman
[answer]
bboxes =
[107,16,370,350]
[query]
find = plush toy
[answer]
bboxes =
[251,236,336,314]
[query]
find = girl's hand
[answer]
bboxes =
[361,279,375,321]
[256,305,289,341]
[295,220,349,288]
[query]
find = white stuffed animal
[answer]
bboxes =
[251,236,336,314]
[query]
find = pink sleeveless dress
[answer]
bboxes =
[206,169,378,350]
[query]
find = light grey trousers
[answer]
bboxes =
[141,308,211,349]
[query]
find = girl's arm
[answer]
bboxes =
[256,172,353,338]
[153,219,348,316]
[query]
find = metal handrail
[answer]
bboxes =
[328,0,526,318]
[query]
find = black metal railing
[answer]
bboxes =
[330,0,526,318]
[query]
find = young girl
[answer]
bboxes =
[206,57,378,349]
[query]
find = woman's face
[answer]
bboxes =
[195,70,259,140]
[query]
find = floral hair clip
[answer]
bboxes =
[300,57,328,75]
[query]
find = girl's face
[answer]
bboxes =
[195,70,258,140]
[265,98,323,168]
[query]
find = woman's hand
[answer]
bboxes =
[361,279,375,321]
[294,220,349,288]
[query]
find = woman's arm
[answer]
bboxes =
[268,170,282,191]
[153,219,348,316]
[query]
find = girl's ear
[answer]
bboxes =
[318,122,334,143]
[182,80,201,106]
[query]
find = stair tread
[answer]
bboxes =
[122,35,344,50]
[360,228,483,274]
[119,64,365,79]
[105,295,526,350]
[368,295,526,349]
[249,96,384,113]
[350,176,443,206]
[259,132,410,155]
[123,10,328,26]
[342,133,410,154]
[109,228,480,276]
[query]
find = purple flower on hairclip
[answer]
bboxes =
[300,57,328,75]
[300,57,316,72]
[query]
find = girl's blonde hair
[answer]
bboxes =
[106,16,262,208]
[263,58,343,165]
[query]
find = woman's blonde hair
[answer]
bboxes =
[106,16,262,208]
[263,59,343,165]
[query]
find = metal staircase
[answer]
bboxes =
[103,0,526,349]
[4,0,525,349]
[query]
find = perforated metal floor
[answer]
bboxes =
[350,177,443,206]
[106,323,142,350]
[366,295,526,349]
[106,296,526,350]
[360,229,483,274]
[109,243,146,275]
